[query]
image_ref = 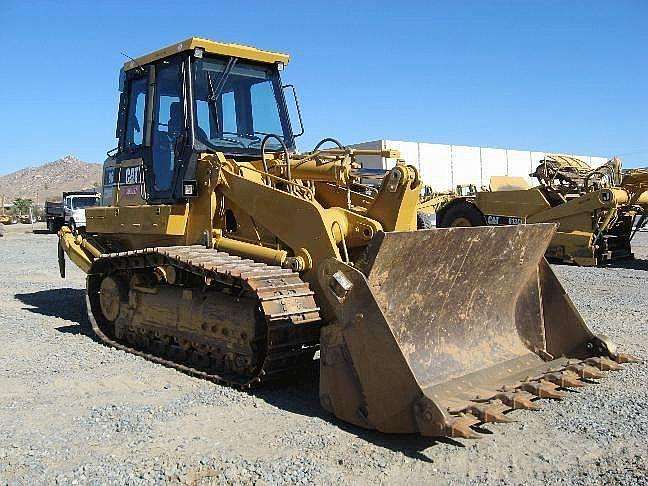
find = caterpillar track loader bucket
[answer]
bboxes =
[317,224,631,438]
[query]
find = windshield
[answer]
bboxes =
[71,197,99,210]
[193,57,292,153]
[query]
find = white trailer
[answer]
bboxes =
[350,139,609,192]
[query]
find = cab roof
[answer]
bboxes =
[123,37,290,71]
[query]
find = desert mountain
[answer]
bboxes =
[0,155,102,204]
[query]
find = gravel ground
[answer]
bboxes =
[1,223,646,485]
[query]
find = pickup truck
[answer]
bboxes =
[45,191,100,233]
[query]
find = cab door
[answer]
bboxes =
[113,68,149,207]
[145,59,190,203]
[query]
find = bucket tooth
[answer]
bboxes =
[544,372,585,388]
[519,381,567,400]
[613,353,641,364]
[464,404,515,423]
[565,363,604,380]
[586,357,623,372]
[444,417,482,439]
[495,392,541,411]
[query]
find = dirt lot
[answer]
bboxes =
[1,223,646,485]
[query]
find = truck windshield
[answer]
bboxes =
[193,58,292,153]
[71,197,100,210]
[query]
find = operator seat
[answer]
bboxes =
[168,102,183,139]
[152,102,182,191]
[169,100,210,148]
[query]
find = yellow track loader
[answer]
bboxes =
[437,155,648,266]
[58,38,636,439]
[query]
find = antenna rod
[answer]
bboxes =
[121,51,145,73]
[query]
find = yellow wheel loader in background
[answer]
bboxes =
[0,195,17,226]
[437,155,648,266]
[58,38,636,440]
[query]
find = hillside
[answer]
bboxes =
[0,155,102,203]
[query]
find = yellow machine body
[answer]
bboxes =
[58,39,634,440]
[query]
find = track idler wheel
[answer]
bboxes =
[98,275,122,322]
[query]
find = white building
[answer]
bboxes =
[350,140,609,192]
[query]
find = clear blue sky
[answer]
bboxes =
[1,0,646,174]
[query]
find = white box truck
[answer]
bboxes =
[45,191,100,233]
[350,139,608,193]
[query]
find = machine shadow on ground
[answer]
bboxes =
[605,258,648,271]
[550,256,648,271]
[13,288,465,459]
[254,368,463,460]
[14,288,98,340]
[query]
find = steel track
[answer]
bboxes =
[86,245,321,389]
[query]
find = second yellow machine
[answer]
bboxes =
[59,38,635,440]
[436,155,648,266]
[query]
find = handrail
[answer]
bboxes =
[261,134,291,188]
[292,137,346,169]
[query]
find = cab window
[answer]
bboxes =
[193,59,287,152]
[125,77,147,147]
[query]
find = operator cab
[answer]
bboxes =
[113,38,300,204]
